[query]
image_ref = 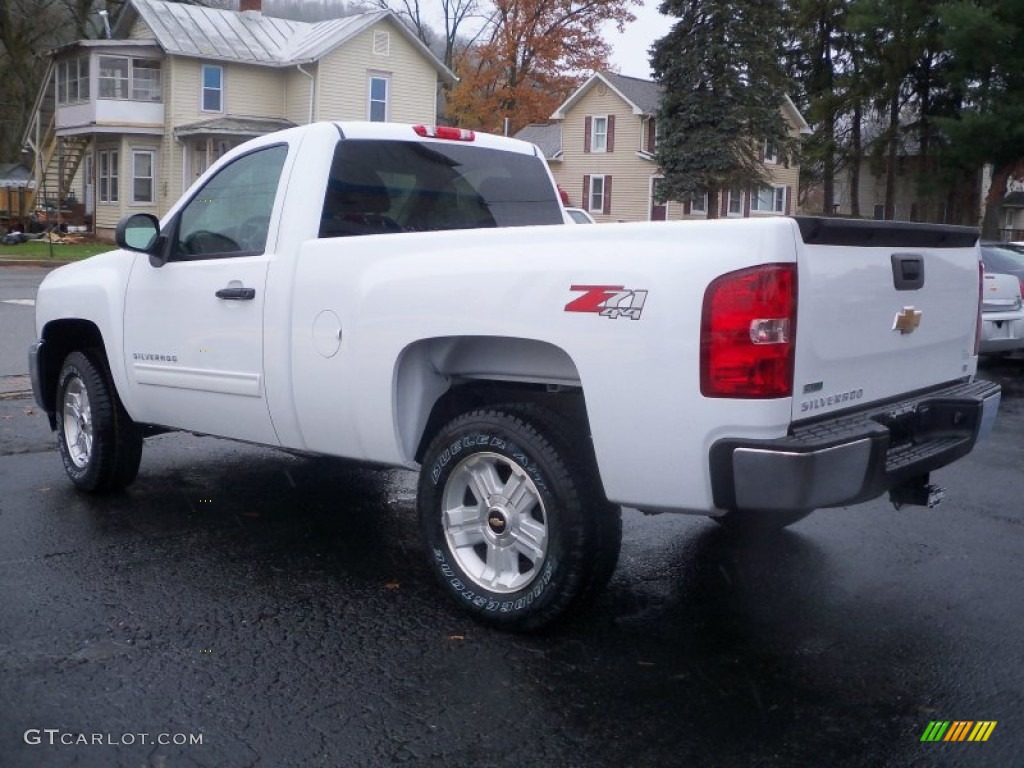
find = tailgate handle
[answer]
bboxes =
[892,253,924,291]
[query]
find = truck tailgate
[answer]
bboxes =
[791,218,980,421]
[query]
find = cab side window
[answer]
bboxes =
[172,145,287,260]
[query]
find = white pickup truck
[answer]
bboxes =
[30,122,1000,630]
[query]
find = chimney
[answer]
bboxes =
[239,0,261,12]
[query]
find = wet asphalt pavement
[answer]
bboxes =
[1,270,1022,767]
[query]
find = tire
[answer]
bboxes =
[714,508,812,535]
[55,350,143,493]
[418,404,621,631]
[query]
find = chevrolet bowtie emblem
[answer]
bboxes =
[893,306,922,334]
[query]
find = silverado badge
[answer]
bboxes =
[892,306,922,334]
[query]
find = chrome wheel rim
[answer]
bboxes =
[62,375,93,469]
[441,451,548,594]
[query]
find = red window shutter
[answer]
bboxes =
[683,199,691,215]
[583,175,591,209]
[584,117,592,153]
[786,185,793,215]
[603,175,612,215]
[647,119,656,152]
[607,115,615,153]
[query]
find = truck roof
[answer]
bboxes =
[332,121,543,157]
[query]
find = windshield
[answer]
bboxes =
[319,139,563,238]
[981,245,1024,276]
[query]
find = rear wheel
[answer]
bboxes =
[418,404,621,631]
[714,508,812,534]
[55,350,143,493]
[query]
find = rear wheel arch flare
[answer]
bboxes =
[393,336,583,464]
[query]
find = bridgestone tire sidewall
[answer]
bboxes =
[419,415,582,630]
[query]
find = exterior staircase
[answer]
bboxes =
[22,61,91,220]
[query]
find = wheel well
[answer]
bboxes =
[38,320,105,419]
[414,380,591,463]
[394,336,588,464]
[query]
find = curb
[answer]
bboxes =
[0,374,32,400]
[0,259,73,268]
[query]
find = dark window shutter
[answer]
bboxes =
[603,175,612,215]
[583,175,591,209]
[683,198,691,215]
[743,190,751,217]
[786,185,793,215]
[607,115,615,153]
[647,119,656,152]
[584,117,592,153]
[758,141,765,162]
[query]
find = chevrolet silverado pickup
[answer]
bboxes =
[29,121,1001,630]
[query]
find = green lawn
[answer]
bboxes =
[0,241,114,261]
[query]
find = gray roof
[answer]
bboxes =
[551,71,811,134]
[601,72,663,115]
[121,0,454,81]
[0,163,32,188]
[173,116,297,140]
[514,124,562,160]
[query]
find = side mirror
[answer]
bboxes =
[114,213,168,267]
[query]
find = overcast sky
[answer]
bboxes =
[602,2,674,80]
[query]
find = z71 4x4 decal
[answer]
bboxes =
[565,285,648,320]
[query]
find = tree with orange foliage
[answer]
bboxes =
[447,0,639,134]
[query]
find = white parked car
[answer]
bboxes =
[564,207,595,224]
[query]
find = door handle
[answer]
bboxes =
[215,287,256,300]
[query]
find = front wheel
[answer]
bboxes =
[418,405,621,631]
[55,350,143,493]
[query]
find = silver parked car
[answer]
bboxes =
[980,244,1024,354]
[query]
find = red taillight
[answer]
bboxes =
[701,263,797,398]
[412,125,475,141]
[975,261,983,356]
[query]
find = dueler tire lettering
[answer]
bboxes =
[55,349,143,493]
[417,404,621,631]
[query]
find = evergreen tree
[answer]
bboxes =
[651,0,794,217]
[936,0,1024,237]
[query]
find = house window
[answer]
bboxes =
[58,57,90,105]
[98,149,119,204]
[98,57,160,101]
[691,187,708,214]
[99,57,129,99]
[202,65,223,112]
[368,75,389,122]
[647,118,658,153]
[132,150,155,203]
[727,188,744,216]
[764,139,779,165]
[751,185,786,213]
[589,175,607,213]
[591,116,608,153]
[132,60,161,101]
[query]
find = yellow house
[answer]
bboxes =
[25,0,455,240]
[526,72,811,222]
